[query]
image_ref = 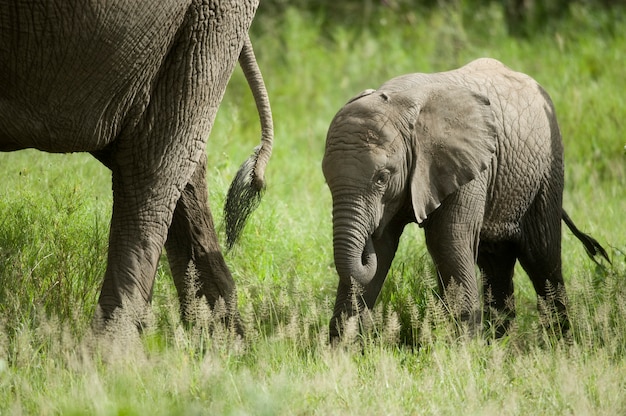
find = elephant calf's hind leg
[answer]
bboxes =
[518,250,570,337]
[478,241,518,337]
[519,190,570,337]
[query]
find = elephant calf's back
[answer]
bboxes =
[461,60,564,241]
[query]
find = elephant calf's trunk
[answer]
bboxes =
[333,229,378,287]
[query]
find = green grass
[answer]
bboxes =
[1,3,625,414]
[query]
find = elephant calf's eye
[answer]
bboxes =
[373,170,390,187]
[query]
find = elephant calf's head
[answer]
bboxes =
[322,83,497,286]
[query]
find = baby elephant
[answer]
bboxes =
[322,58,608,341]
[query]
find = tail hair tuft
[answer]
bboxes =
[224,146,265,250]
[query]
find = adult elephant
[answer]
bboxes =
[0,0,273,335]
[322,58,608,341]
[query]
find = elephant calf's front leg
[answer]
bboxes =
[329,224,404,343]
[329,279,368,343]
[423,189,485,336]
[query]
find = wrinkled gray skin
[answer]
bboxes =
[323,58,602,340]
[0,0,273,335]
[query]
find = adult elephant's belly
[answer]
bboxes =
[0,97,121,153]
[0,71,143,154]
[0,43,159,154]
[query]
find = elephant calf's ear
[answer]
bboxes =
[345,89,376,104]
[409,85,497,222]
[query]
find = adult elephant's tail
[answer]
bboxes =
[224,35,274,249]
[562,210,610,264]
[238,35,274,188]
[224,34,274,250]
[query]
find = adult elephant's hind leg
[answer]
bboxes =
[164,153,242,335]
[93,1,249,335]
[96,165,186,333]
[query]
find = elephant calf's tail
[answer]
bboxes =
[224,36,274,250]
[562,210,610,265]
